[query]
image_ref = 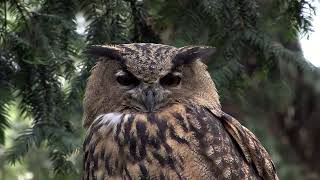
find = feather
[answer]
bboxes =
[220,113,279,180]
[85,45,126,63]
[83,103,278,180]
[172,46,216,67]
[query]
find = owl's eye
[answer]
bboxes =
[116,71,140,87]
[160,72,182,87]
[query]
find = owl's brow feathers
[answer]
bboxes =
[85,44,216,67]
[172,46,216,67]
[85,45,126,63]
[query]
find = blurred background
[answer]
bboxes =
[1,0,320,179]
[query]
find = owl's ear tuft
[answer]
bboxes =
[173,46,216,66]
[85,45,125,63]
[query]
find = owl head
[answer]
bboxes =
[83,43,221,128]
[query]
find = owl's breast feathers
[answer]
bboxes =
[83,103,279,180]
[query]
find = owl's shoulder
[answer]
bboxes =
[219,112,279,180]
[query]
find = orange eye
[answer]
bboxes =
[160,73,181,87]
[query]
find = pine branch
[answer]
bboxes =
[6,128,38,163]
[277,0,316,36]
[126,0,160,43]
[0,51,18,144]
[2,0,81,174]
[0,103,10,145]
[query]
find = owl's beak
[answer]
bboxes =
[133,85,166,113]
[143,89,155,112]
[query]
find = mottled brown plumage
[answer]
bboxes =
[83,43,278,180]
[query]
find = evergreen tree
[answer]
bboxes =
[0,0,319,179]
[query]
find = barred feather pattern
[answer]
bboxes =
[83,103,278,180]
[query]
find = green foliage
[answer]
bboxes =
[0,0,319,179]
[0,52,15,144]
[1,0,83,175]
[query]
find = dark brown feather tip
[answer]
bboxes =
[172,46,216,67]
[85,45,125,63]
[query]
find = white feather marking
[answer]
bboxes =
[94,113,123,126]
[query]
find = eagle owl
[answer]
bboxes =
[83,43,278,180]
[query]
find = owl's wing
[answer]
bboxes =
[218,112,279,180]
